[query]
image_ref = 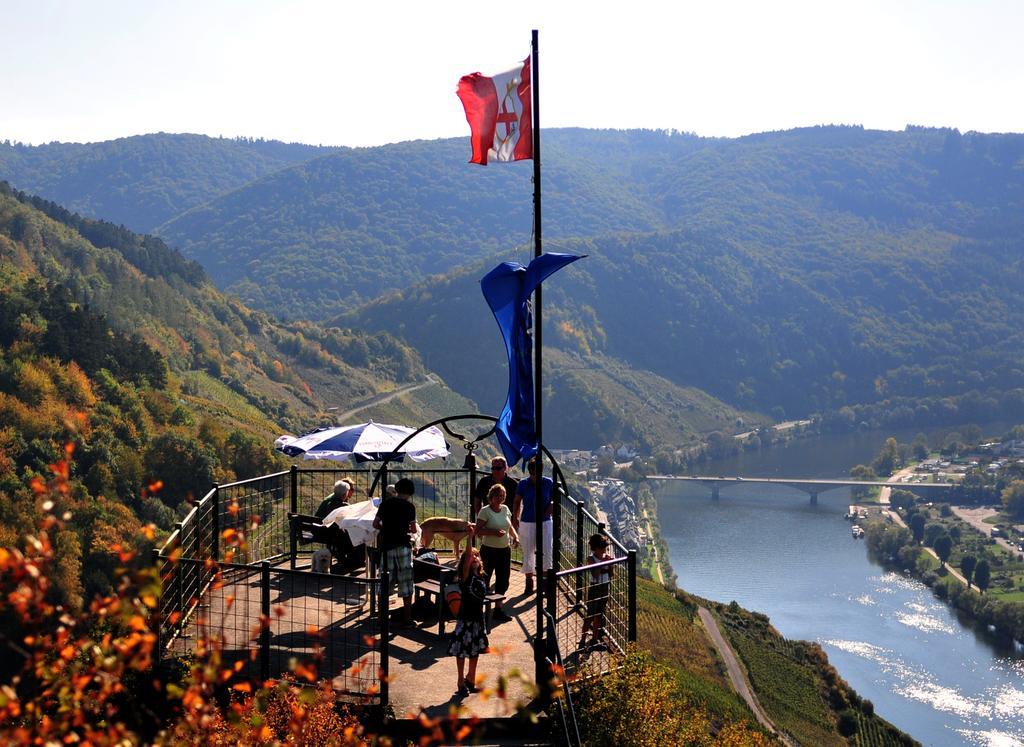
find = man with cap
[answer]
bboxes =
[373,477,418,625]
[473,456,518,519]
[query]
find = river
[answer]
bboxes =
[656,426,1024,747]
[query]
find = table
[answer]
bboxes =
[321,498,422,548]
[322,498,381,547]
[321,499,422,615]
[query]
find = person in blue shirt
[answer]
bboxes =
[512,456,553,595]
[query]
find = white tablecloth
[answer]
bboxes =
[322,499,421,549]
[322,499,379,547]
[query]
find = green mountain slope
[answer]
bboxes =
[0,183,474,606]
[342,222,1024,440]
[333,247,760,450]
[156,132,676,315]
[630,580,916,745]
[7,127,1024,435]
[149,126,1024,323]
[0,134,339,232]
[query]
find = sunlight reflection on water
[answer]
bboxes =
[824,637,1024,743]
[662,477,1024,746]
[956,729,1024,747]
[895,610,958,635]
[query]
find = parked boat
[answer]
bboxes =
[851,525,865,539]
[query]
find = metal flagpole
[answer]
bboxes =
[530,27,546,690]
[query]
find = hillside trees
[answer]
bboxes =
[871,437,901,477]
[889,489,916,511]
[1001,480,1024,519]
[960,554,977,587]
[849,464,877,500]
[865,522,915,566]
[5,180,516,617]
[0,136,338,232]
[974,560,992,593]
[909,514,926,544]
[143,432,219,506]
[8,129,1024,434]
[912,433,929,460]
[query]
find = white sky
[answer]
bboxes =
[1,0,1022,146]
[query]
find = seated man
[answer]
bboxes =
[316,479,352,518]
[313,479,357,567]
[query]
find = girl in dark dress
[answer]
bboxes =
[448,545,489,696]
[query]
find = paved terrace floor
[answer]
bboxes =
[170,554,612,720]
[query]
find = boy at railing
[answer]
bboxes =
[578,533,613,650]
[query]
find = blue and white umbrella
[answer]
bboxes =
[274,421,449,463]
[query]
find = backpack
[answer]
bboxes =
[445,582,461,617]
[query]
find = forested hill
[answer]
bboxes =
[150,126,1024,320]
[156,131,679,314]
[5,126,1024,437]
[0,183,472,606]
[0,134,339,232]
[344,225,1024,435]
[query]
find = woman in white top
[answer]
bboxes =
[474,484,518,622]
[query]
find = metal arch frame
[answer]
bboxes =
[367,413,573,704]
[367,413,497,496]
[367,413,571,502]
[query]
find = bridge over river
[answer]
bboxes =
[648,475,956,504]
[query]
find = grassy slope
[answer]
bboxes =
[635,578,754,727]
[635,578,916,745]
[710,599,916,747]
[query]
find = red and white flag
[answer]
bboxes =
[456,56,532,165]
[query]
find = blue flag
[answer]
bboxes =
[481,252,583,466]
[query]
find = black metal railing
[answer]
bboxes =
[155,454,638,706]
[550,479,636,677]
[544,609,582,747]
[217,471,291,563]
[159,557,383,695]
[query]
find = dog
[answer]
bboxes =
[419,516,473,557]
[311,547,333,574]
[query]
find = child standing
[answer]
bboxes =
[448,546,490,696]
[579,533,613,650]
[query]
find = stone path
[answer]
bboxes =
[697,607,793,745]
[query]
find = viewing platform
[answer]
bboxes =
[154,417,636,733]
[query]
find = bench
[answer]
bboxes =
[412,565,506,636]
[287,512,363,573]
